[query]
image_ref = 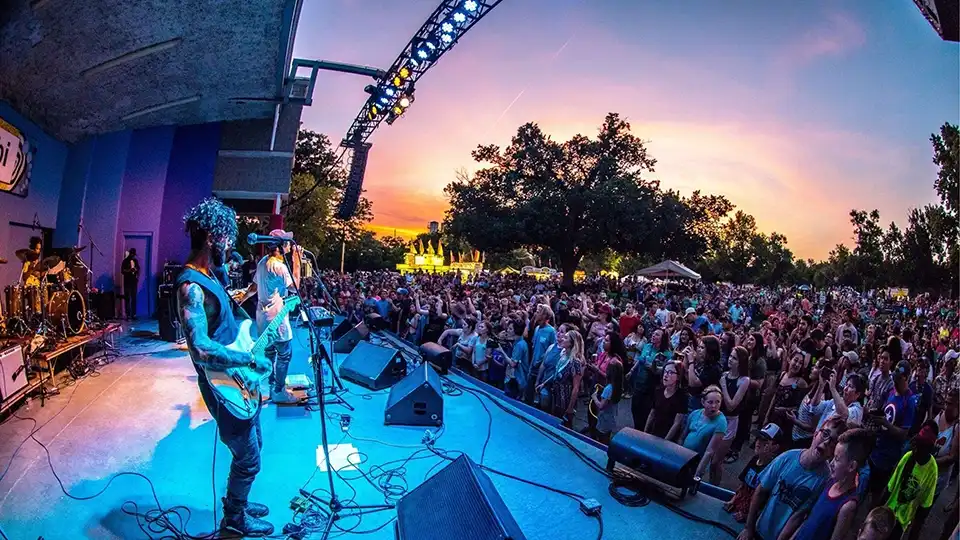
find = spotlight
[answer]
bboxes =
[393,76,403,86]
[385,88,396,97]
[399,97,411,108]
[464,0,478,12]
[393,106,403,115]
[441,33,453,44]
[399,67,411,78]
[453,12,466,23]
[441,22,454,33]
[416,49,428,59]
[425,41,437,50]
[379,96,389,104]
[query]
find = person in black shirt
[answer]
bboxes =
[121,248,141,319]
[645,361,688,441]
[723,422,787,522]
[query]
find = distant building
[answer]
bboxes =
[428,221,440,234]
[913,0,959,41]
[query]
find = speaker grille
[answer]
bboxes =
[395,455,525,540]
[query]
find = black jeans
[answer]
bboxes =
[198,379,262,512]
[123,278,138,318]
[265,339,293,393]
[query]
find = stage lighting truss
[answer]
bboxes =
[342,0,504,148]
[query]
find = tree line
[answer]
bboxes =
[442,114,958,294]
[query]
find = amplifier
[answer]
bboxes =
[0,345,27,402]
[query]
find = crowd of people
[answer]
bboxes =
[306,269,959,540]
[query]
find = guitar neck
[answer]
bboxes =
[251,297,300,356]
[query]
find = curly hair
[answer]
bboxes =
[183,197,238,251]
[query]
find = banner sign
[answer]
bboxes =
[0,117,33,197]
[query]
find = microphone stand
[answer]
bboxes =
[274,240,386,539]
[78,221,104,317]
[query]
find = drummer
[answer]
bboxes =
[19,237,42,285]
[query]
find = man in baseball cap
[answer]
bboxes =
[724,423,788,522]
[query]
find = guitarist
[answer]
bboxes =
[253,229,301,404]
[176,198,275,537]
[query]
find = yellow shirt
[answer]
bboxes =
[886,451,938,526]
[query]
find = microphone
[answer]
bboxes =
[246,233,285,246]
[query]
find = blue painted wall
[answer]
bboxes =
[54,138,95,248]
[1,103,226,318]
[0,102,69,290]
[157,123,221,272]
[82,131,131,293]
[115,126,176,316]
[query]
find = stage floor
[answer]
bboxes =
[0,323,741,540]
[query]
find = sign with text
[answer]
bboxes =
[0,118,33,197]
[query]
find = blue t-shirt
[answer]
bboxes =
[531,325,557,369]
[756,449,830,540]
[692,315,710,333]
[596,384,617,433]
[511,338,530,383]
[871,390,917,470]
[682,409,727,455]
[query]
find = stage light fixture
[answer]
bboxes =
[416,49,428,59]
[441,33,453,43]
[385,88,396,97]
[399,97,411,108]
[399,67,411,78]
[425,41,437,50]
[453,12,466,23]
[441,22,454,33]
[379,96,390,104]
[464,0,478,12]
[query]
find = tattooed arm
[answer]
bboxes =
[178,282,251,371]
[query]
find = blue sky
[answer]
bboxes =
[292,0,959,258]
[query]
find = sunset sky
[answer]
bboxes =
[291,0,959,260]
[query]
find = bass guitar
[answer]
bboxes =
[202,295,301,419]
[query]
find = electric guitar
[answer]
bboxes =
[202,295,301,419]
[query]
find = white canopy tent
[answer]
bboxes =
[635,260,702,280]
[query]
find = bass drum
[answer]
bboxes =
[49,290,86,335]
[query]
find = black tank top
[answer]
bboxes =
[725,375,745,416]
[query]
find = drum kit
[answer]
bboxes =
[1,246,88,338]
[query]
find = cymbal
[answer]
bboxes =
[15,249,38,263]
[41,255,62,271]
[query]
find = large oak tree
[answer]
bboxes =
[444,113,723,287]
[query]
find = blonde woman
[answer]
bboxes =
[543,329,586,427]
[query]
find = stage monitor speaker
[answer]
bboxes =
[0,345,26,402]
[385,362,443,426]
[395,454,525,540]
[333,321,370,354]
[339,341,406,390]
[418,342,451,375]
[157,285,182,342]
[364,312,389,332]
[606,427,699,497]
[331,316,351,340]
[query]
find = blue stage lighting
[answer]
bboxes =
[464,0,478,12]
[416,49,428,59]
[379,96,390,104]
[425,41,437,50]
[441,33,453,44]
[441,22,454,33]
[453,12,466,23]
[385,88,396,97]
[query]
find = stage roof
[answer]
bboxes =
[914,0,960,42]
[0,0,302,142]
